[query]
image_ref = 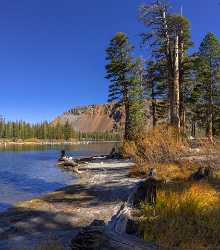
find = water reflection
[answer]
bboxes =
[0,142,118,153]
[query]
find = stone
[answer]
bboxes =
[125,218,139,235]
[190,166,215,180]
[71,220,106,250]
[132,178,158,208]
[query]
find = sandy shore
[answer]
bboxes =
[0,159,140,250]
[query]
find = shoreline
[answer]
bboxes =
[0,159,139,250]
[0,140,121,146]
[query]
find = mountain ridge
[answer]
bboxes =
[52,103,124,133]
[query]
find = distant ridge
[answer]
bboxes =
[52,103,124,133]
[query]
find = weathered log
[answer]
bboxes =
[104,171,159,249]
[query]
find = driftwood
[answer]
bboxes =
[103,174,160,249]
[71,170,159,250]
[74,155,108,164]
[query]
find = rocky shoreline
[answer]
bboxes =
[0,158,150,250]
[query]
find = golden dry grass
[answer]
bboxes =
[125,126,220,249]
[155,162,197,180]
[129,160,198,180]
[138,177,220,250]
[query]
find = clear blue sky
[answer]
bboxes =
[0,0,219,123]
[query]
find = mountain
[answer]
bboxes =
[52,104,125,133]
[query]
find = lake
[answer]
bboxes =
[0,142,116,212]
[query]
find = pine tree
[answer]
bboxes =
[192,33,220,139]
[139,1,192,131]
[63,121,72,141]
[145,60,169,127]
[127,58,145,140]
[105,32,145,141]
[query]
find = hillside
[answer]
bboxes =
[53,104,125,133]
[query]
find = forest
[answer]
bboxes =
[105,1,220,142]
[0,118,120,141]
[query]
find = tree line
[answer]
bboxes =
[0,118,74,140]
[0,118,121,141]
[105,0,220,141]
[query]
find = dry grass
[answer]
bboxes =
[124,126,188,176]
[138,178,220,250]
[129,161,197,180]
[155,162,197,181]
[197,138,218,155]
[125,126,220,248]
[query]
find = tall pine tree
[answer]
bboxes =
[105,32,145,141]
[192,33,220,139]
[139,1,192,131]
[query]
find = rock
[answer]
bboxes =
[204,166,215,178]
[190,166,215,180]
[71,220,106,250]
[131,178,158,208]
[125,217,139,235]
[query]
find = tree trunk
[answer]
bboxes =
[171,34,180,130]
[152,100,157,128]
[206,109,213,141]
[162,10,174,128]
[206,58,213,141]
[179,32,185,132]
[124,102,130,141]
[191,120,196,137]
[179,71,185,132]
[151,80,157,127]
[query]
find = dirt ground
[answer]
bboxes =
[0,160,140,250]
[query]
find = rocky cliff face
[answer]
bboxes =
[53,104,124,133]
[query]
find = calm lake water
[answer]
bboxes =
[0,143,115,212]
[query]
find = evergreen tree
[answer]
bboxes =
[139,1,192,131]
[145,60,169,127]
[0,119,75,140]
[192,33,220,139]
[127,58,145,139]
[63,121,72,141]
[105,32,145,141]
[106,32,134,140]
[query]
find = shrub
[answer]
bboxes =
[123,125,188,175]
